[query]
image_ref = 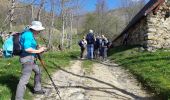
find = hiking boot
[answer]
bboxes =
[34,90,46,94]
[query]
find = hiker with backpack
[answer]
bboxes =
[94,35,102,59]
[15,21,47,100]
[100,35,108,61]
[86,29,95,60]
[78,36,87,59]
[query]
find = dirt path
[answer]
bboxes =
[34,60,156,100]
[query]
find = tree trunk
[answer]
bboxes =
[61,0,65,48]
[69,12,73,49]
[31,0,34,21]
[37,0,45,21]
[48,0,55,49]
[9,0,16,31]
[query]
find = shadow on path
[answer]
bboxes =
[51,62,158,100]
[0,74,34,100]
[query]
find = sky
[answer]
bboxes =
[83,0,150,12]
[20,0,150,13]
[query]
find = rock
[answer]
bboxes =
[148,28,157,32]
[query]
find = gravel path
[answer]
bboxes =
[34,60,157,100]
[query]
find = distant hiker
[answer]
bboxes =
[107,39,112,49]
[15,21,47,100]
[94,35,102,59]
[123,33,128,45]
[100,35,108,61]
[78,36,87,59]
[86,29,95,59]
[58,44,62,51]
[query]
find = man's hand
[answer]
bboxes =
[38,47,47,53]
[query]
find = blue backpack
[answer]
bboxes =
[78,40,83,47]
[86,33,94,44]
[2,33,22,58]
[2,36,13,58]
[95,38,102,48]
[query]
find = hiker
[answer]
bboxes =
[15,21,47,100]
[106,39,112,53]
[86,29,95,59]
[78,36,87,59]
[123,33,128,45]
[100,35,108,61]
[58,44,62,51]
[94,35,102,59]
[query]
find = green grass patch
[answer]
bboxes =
[0,49,79,100]
[108,46,170,99]
[82,60,93,74]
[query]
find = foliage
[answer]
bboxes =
[83,9,126,40]
[83,13,97,33]
[55,18,63,31]
[108,46,170,99]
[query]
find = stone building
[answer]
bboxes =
[113,0,170,51]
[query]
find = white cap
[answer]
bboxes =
[29,21,45,31]
[89,29,93,33]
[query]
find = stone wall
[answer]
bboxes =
[145,3,170,50]
[113,16,148,47]
[113,3,170,51]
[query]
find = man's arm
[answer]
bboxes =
[25,47,46,54]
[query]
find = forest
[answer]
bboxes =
[0,0,145,50]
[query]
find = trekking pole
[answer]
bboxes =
[37,54,62,100]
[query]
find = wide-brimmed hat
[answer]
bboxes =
[29,21,45,31]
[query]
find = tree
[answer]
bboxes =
[60,0,66,48]
[31,0,34,21]
[59,0,83,49]
[95,0,108,35]
[83,13,97,33]
[36,0,46,21]
[48,0,55,49]
[9,0,16,31]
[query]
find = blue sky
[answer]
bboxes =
[84,0,122,12]
[21,0,150,13]
[83,0,150,12]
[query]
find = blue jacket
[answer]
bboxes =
[20,30,37,57]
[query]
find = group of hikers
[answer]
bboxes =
[78,29,111,61]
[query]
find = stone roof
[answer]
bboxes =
[113,0,165,42]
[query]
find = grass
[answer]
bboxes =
[0,56,26,100]
[81,60,94,74]
[0,49,79,100]
[108,46,170,99]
